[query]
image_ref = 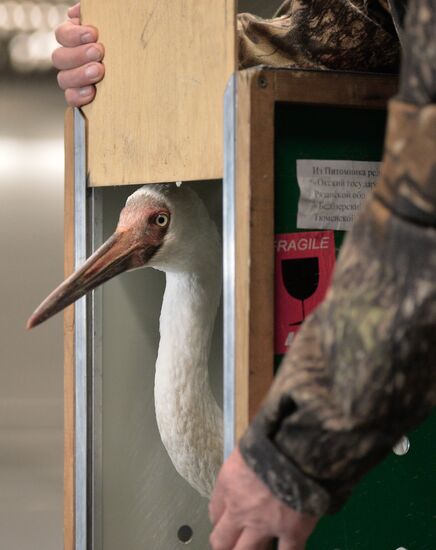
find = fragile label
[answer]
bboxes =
[275,231,336,355]
[296,159,381,231]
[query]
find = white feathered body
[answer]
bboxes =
[133,185,223,497]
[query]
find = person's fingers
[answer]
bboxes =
[208,500,225,526]
[233,529,271,550]
[64,86,96,107]
[209,511,243,550]
[52,43,104,70]
[208,484,226,525]
[57,62,105,90]
[53,2,103,109]
[67,2,81,19]
[278,537,304,550]
[55,20,98,48]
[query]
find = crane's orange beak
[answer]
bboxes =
[27,228,159,330]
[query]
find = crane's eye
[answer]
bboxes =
[155,213,169,227]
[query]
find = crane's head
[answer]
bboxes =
[27,184,219,330]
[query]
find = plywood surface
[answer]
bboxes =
[234,70,275,441]
[273,69,398,107]
[82,0,236,187]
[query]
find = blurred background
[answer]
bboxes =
[0,1,69,548]
[0,1,281,548]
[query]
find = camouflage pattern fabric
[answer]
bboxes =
[389,0,408,41]
[376,101,436,223]
[399,0,436,105]
[238,0,400,72]
[239,98,436,515]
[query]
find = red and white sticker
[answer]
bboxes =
[275,231,336,354]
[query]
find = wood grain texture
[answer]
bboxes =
[81,0,236,187]
[234,71,251,439]
[273,69,398,108]
[64,107,75,550]
[234,69,275,441]
[233,68,397,442]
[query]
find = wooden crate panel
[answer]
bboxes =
[82,0,236,186]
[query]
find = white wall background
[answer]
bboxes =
[0,76,65,549]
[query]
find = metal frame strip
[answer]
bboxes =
[73,107,88,550]
[89,188,103,550]
[74,109,103,550]
[223,74,236,459]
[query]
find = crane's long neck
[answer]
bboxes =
[156,270,220,394]
[154,261,222,496]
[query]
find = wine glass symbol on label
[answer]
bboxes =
[281,257,320,326]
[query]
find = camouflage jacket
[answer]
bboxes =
[239,98,436,515]
[238,0,406,73]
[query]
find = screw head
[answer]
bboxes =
[258,75,268,88]
[392,435,410,456]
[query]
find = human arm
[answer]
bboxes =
[209,448,318,550]
[52,3,105,106]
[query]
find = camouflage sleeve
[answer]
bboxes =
[237,0,400,72]
[389,0,408,42]
[239,98,436,515]
[398,0,436,105]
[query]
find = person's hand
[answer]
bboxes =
[52,2,105,107]
[209,448,319,550]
